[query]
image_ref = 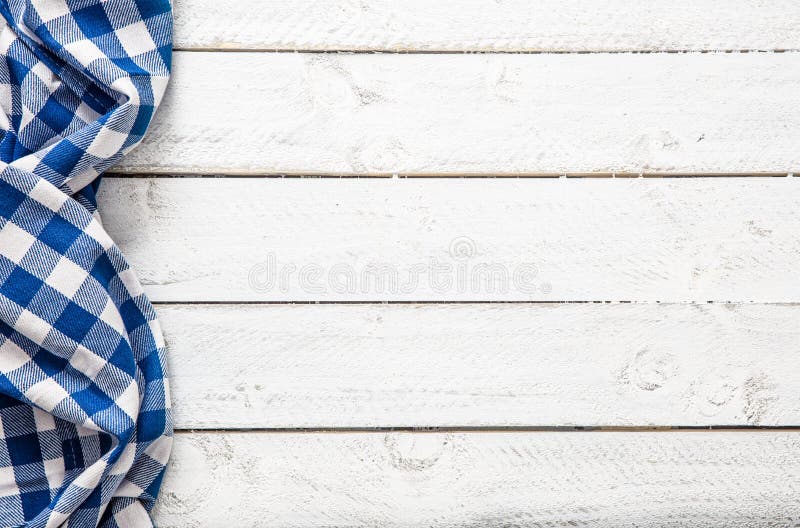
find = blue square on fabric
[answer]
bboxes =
[33,25,64,55]
[130,104,153,136]
[0,401,35,437]
[135,0,171,19]
[1,268,43,307]
[98,433,112,454]
[82,86,116,116]
[137,409,165,442]
[73,3,114,38]
[0,393,23,410]
[108,340,136,377]
[41,140,85,179]
[33,349,68,377]
[83,486,103,508]
[0,376,26,416]
[110,56,148,75]
[54,302,96,342]
[71,385,114,417]
[20,489,51,521]
[38,215,83,253]
[119,299,147,331]
[157,44,171,70]
[145,466,166,498]
[138,350,162,382]
[6,434,43,466]
[61,438,85,471]
[90,254,115,289]
[5,56,30,86]
[39,99,74,135]
[0,181,27,218]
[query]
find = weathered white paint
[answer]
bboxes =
[117,52,800,175]
[113,7,800,520]
[98,177,800,302]
[159,303,800,429]
[173,0,800,52]
[154,431,800,527]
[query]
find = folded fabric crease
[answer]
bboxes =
[0,0,171,526]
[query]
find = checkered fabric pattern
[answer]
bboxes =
[0,0,171,526]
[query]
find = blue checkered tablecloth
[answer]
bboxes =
[0,0,172,526]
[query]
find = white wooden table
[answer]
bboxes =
[98,1,800,525]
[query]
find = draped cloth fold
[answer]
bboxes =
[0,0,172,526]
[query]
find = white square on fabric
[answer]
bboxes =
[110,77,138,104]
[83,218,114,250]
[116,382,139,418]
[111,443,137,475]
[29,178,68,212]
[0,84,11,132]
[148,320,165,349]
[10,153,44,175]
[77,421,99,437]
[74,102,101,126]
[64,39,108,66]
[46,256,87,298]
[30,62,57,89]
[33,408,56,432]
[87,127,129,158]
[99,299,125,334]
[114,21,157,56]
[0,338,30,373]
[0,23,16,53]
[0,467,19,497]
[69,346,107,380]
[149,71,170,107]
[34,0,72,22]
[25,378,70,412]
[18,108,37,135]
[71,459,105,490]
[43,458,66,491]
[0,222,36,264]
[44,510,69,528]
[113,480,144,501]
[111,500,152,526]
[144,435,173,466]
[117,269,143,297]
[15,310,52,346]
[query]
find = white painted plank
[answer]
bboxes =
[98,177,800,302]
[155,431,800,527]
[118,52,800,175]
[173,0,800,52]
[160,303,800,429]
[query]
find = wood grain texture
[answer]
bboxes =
[154,431,800,527]
[116,52,800,175]
[98,177,800,302]
[172,0,800,52]
[160,303,800,429]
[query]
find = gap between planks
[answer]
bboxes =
[105,172,797,178]
[152,301,800,306]
[171,48,799,54]
[173,426,800,434]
